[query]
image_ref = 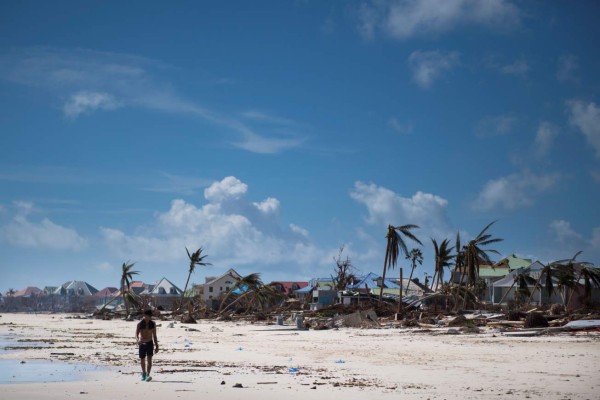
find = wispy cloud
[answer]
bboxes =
[64,91,120,118]
[500,59,530,76]
[472,171,561,211]
[567,99,600,158]
[475,114,517,137]
[534,121,558,158]
[388,117,413,134]
[141,172,211,195]
[557,54,579,84]
[0,47,305,154]
[407,50,460,89]
[357,0,521,40]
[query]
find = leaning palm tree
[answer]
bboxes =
[527,252,581,306]
[182,247,211,303]
[431,238,454,291]
[577,265,600,306]
[242,283,284,314]
[566,258,600,308]
[404,248,423,295]
[120,261,139,318]
[218,273,264,314]
[378,224,422,305]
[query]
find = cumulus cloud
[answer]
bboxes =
[358,0,521,40]
[63,91,119,118]
[408,50,460,89]
[473,171,561,211]
[204,176,248,203]
[567,100,600,158]
[0,201,88,250]
[350,181,452,238]
[253,198,280,214]
[101,176,325,278]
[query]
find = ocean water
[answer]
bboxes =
[0,334,108,384]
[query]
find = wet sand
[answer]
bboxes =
[0,313,598,399]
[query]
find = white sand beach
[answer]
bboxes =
[0,313,598,399]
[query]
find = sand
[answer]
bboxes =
[0,313,598,399]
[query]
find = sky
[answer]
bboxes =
[1,0,599,293]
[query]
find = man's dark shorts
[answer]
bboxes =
[139,341,154,359]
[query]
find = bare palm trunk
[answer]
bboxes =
[527,272,544,306]
[566,271,583,310]
[431,269,438,291]
[405,265,415,295]
[452,265,466,311]
[497,279,519,305]
[397,267,403,315]
[378,252,390,305]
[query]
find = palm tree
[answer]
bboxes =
[567,260,600,308]
[219,273,265,314]
[577,265,600,306]
[120,261,139,318]
[404,248,423,295]
[527,252,581,306]
[463,221,503,289]
[431,238,454,291]
[182,247,211,303]
[378,224,422,305]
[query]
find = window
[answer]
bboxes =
[220,287,223,291]
[158,287,166,295]
[169,287,177,294]
[209,287,213,293]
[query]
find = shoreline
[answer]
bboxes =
[1,312,599,399]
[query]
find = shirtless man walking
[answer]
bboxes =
[135,309,159,381]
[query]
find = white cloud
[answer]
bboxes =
[0,202,88,250]
[534,121,558,158]
[473,171,561,211]
[407,50,460,89]
[567,100,600,158]
[204,176,248,203]
[475,114,517,137]
[350,181,452,238]
[0,47,304,154]
[290,223,309,238]
[101,176,330,278]
[549,220,587,248]
[63,91,119,118]
[253,197,280,214]
[358,0,521,40]
[557,54,579,84]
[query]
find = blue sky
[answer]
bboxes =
[1,1,599,293]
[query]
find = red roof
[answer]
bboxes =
[271,281,309,294]
[14,287,43,297]
[94,287,119,297]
